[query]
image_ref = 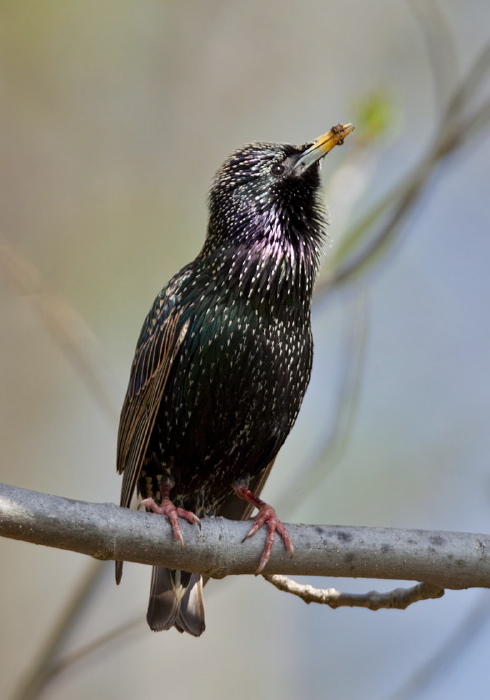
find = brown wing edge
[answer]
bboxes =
[115,314,189,584]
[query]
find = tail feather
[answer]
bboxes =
[117,461,275,635]
[146,566,205,636]
[115,560,123,585]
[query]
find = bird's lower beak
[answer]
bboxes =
[294,123,354,173]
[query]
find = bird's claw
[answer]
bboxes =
[234,483,294,574]
[141,496,201,549]
[244,505,294,574]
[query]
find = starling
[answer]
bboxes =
[116,123,354,636]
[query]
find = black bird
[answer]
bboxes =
[116,123,353,636]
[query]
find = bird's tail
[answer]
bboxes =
[146,566,205,636]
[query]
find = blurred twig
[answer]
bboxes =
[0,237,124,698]
[409,0,459,113]
[0,239,120,425]
[394,34,487,682]
[390,593,490,700]
[29,615,144,694]
[14,561,108,700]
[315,42,490,295]
[0,238,122,698]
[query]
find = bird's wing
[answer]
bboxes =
[117,292,189,510]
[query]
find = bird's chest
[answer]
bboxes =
[184,303,310,406]
[155,302,312,450]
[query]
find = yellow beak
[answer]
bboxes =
[294,123,354,172]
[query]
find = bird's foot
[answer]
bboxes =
[141,483,201,549]
[233,483,294,575]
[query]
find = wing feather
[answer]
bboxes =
[117,299,189,510]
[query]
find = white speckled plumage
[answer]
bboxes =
[116,127,352,635]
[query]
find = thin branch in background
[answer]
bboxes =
[443,43,490,134]
[0,238,123,698]
[409,0,459,114]
[14,561,109,700]
[15,606,142,700]
[0,239,121,425]
[313,42,490,294]
[388,33,480,687]
[264,575,444,610]
[390,593,490,700]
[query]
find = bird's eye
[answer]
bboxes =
[271,162,285,177]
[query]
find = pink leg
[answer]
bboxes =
[141,481,201,549]
[233,483,294,574]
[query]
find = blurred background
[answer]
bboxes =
[1,1,490,698]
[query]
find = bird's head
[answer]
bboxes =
[205,124,354,251]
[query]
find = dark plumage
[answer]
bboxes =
[116,123,353,636]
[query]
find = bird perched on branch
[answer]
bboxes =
[116,123,354,636]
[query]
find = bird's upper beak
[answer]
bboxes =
[294,123,354,173]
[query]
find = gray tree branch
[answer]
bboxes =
[1,481,489,588]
